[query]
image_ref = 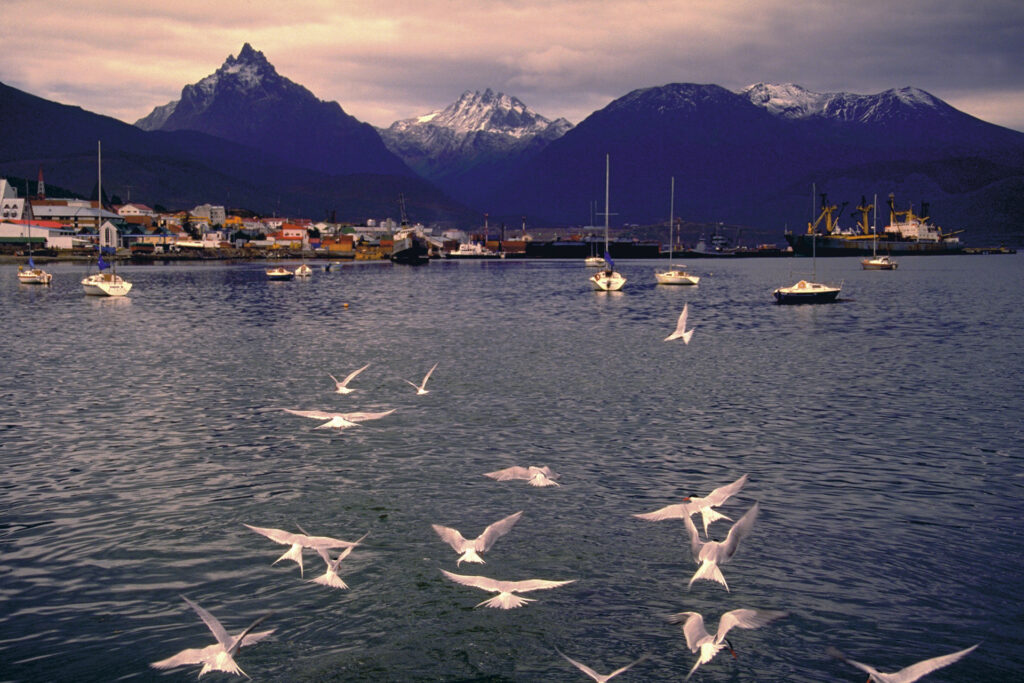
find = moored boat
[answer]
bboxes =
[295,263,313,277]
[18,264,53,285]
[772,279,841,304]
[655,177,700,286]
[81,142,131,297]
[82,270,132,296]
[589,155,626,292]
[266,266,295,280]
[861,254,898,270]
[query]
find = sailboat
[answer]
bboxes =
[772,232,841,304]
[589,155,626,291]
[17,223,53,285]
[862,194,899,270]
[655,177,699,285]
[82,141,132,297]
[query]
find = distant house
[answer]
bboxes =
[268,222,308,249]
[117,203,155,218]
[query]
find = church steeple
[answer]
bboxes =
[36,166,45,199]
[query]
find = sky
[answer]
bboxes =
[2,0,1023,132]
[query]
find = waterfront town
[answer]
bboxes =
[0,173,785,263]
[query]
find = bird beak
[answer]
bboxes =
[726,638,736,659]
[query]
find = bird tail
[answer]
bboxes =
[310,572,349,590]
[457,550,485,566]
[689,561,729,591]
[476,593,535,609]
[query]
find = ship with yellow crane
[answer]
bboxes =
[784,192,964,256]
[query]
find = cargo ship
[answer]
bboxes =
[784,193,964,256]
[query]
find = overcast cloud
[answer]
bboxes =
[2,0,1022,131]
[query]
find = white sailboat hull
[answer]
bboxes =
[18,268,52,285]
[82,273,132,296]
[590,270,626,291]
[655,269,699,285]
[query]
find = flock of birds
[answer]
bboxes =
[149,345,979,681]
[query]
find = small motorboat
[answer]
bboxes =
[772,279,841,304]
[266,267,295,281]
[861,254,898,270]
[295,264,313,277]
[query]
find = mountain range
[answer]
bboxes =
[2,44,1023,245]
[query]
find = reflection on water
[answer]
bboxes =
[1,256,1022,681]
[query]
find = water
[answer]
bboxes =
[1,256,1021,682]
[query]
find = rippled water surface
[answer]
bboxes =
[1,256,1022,682]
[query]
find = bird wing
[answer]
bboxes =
[476,511,523,551]
[340,409,396,422]
[341,363,370,386]
[703,473,749,507]
[283,408,336,420]
[317,530,368,550]
[244,523,303,546]
[720,501,760,560]
[556,648,604,682]
[225,612,274,657]
[634,502,690,521]
[151,645,214,669]
[667,612,708,652]
[888,644,979,683]
[432,524,470,552]
[665,304,689,340]
[441,569,503,592]
[682,512,704,561]
[421,362,439,386]
[181,596,232,650]
[607,654,649,680]
[484,466,532,481]
[327,544,357,571]
[716,609,787,643]
[503,577,575,593]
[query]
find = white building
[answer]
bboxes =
[117,203,155,218]
[0,221,75,249]
[0,178,32,220]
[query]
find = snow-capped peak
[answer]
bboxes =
[742,83,830,118]
[387,89,571,140]
[741,82,946,124]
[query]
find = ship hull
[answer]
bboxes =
[785,233,962,256]
[391,235,430,265]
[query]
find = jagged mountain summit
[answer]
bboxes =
[135,43,411,177]
[384,88,572,142]
[379,89,572,203]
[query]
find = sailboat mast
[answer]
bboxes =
[669,176,675,267]
[872,192,878,257]
[604,154,610,253]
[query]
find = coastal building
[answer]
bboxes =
[0,221,76,250]
[117,203,155,218]
[1,179,34,220]
[191,203,226,226]
[30,198,121,232]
